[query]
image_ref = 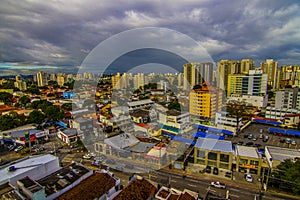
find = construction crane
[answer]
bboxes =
[7,164,43,172]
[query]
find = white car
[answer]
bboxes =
[14,146,23,152]
[83,153,96,159]
[245,174,253,182]
[211,181,226,189]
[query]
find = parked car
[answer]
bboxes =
[8,145,16,151]
[245,174,253,182]
[213,167,219,175]
[14,146,23,152]
[238,141,244,145]
[244,134,249,139]
[253,136,258,141]
[246,142,254,146]
[263,136,269,142]
[291,140,296,145]
[279,138,285,143]
[286,138,291,144]
[254,143,262,147]
[205,166,212,173]
[211,181,226,189]
[248,134,253,139]
[83,153,96,159]
[92,161,100,167]
[259,134,264,139]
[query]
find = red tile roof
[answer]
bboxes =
[113,178,156,200]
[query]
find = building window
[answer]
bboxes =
[208,152,217,161]
[207,161,217,167]
[220,163,229,169]
[95,144,99,151]
[197,159,205,165]
[220,154,229,163]
[197,150,206,159]
[250,160,259,166]
[239,158,248,164]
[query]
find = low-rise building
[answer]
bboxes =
[227,94,268,108]
[56,170,120,200]
[57,128,78,145]
[127,99,154,112]
[215,111,243,135]
[235,145,262,174]
[194,138,233,171]
[17,176,46,200]
[265,146,300,169]
[37,162,92,200]
[110,176,157,200]
[0,154,60,187]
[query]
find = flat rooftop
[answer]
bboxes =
[194,138,232,153]
[18,176,43,193]
[266,146,300,162]
[236,145,260,159]
[38,163,91,197]
[0,154,58,186]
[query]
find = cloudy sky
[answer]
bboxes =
[1,0,300,74]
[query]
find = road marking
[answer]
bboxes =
[230,194,240,198]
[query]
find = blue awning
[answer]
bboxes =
[268,127,285,134]
[254,118,282,125]
[285,130,300,136]
[194,125,233,135]
[192,132,225,140]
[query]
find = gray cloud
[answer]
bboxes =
[0,0,299,72]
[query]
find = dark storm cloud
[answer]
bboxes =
[0,0,300,73]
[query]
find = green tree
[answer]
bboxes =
[25,86,41,95]
[28,110,45,124]
[168,101,181,111]
[0,115,14,130]
[44,105,64,120]
[0,92,13,105]
[18,95,30,107]
[269,159,300,194]
[61,103,75,111]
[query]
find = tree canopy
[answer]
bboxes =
[0,92,13,105]
[168,101,181,111]
[28,110,45,124]
[269,159,300,195]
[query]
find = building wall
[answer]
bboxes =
[260,59,278,90]
[193,148,232,170]
[227,94,268,108]
[236,155,262,175]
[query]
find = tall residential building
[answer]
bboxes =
[217,59,255,90]
[50,74,57,81]
[278,65,300,89]
[189,83,223,119]
[57,74,65,87]
[111,72,121,89]
[183,62,213,90]
[133,73,148,89]
[14,75,27,91]
[36,71,48,87]
[227,69,268,97]
[177,73,183,88]
[275,87,300,109]
[260,59,278,90]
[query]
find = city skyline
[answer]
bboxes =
[1,1,300,75]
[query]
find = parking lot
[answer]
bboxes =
[230,123,300,149]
